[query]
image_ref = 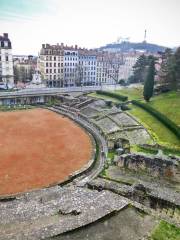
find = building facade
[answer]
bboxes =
[64,48,79,87]
[118,53,139,81]
[78,49,97,86]
[38,43,142,87]
[38,44,98,87]
[13,55,37,83]
[38,43,64,87]
[0,33,14,88]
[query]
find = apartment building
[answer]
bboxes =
[64,47,79,87]
[118,53,139,81]
[38,43,64,87]
[78,49,97,86]
[38,42,140,87]
[38,44,98,87]
[13,55,37,83]
[0,33,14,88]
[96,52,124,85]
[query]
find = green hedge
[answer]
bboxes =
[132,100,180,139]
[96,90,128,102]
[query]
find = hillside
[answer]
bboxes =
[99,41,167,53]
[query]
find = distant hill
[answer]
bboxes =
[98,41,167,53]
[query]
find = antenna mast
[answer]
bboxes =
[143,29,147,43]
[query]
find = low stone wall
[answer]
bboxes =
[88,178,180,226]
[115,153,180,182]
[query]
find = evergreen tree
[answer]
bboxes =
[167,53,177,90]
[143,58,155,101]
[158,48,180,91]
[132,54,148,83]
[174,47,180,90]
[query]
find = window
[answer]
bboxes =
[50,63,52,67]
[54,69,56,73]
[4,41,8,47]
[61,63,63,67]
[54,56,56,61]
[0,56,1,61]
[6,56,8,61]
[58,63,60,67]
[46,69,48,73]
[46,62,48,67]
[54,63,56,67]
[50,69,52,73]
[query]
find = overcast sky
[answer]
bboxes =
[0,0,180,55]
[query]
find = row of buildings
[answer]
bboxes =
[0,33,148,88]
[38,43,140,87]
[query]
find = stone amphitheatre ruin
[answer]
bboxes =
[0,91,179,240]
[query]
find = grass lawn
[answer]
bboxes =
[129,105,180,147]
[114,89,180,147]
[147,91,180,126]
[89,88,180,147]
[115,86,143,100]
[150,220,180,240]
[114,89,180,125]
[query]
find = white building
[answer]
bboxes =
[64,48,79,87]
[78,49,97,86]
[0,33,14,88]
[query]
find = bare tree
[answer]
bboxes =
[97,52,124,90]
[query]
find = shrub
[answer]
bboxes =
[132,100,180,139]
[96,90,128,102]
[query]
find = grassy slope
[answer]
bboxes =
[89,87,180,147]
[148,91,180,126]
[115,88,180,147]
[130,105,180,147]
[115,87,143,100]
[151,220,180,240]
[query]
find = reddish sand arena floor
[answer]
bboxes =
[0,109,92,196]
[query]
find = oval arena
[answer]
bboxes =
[0,108,92,196]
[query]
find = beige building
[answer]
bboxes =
[118,53,140,81]
[38,43,65,87]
